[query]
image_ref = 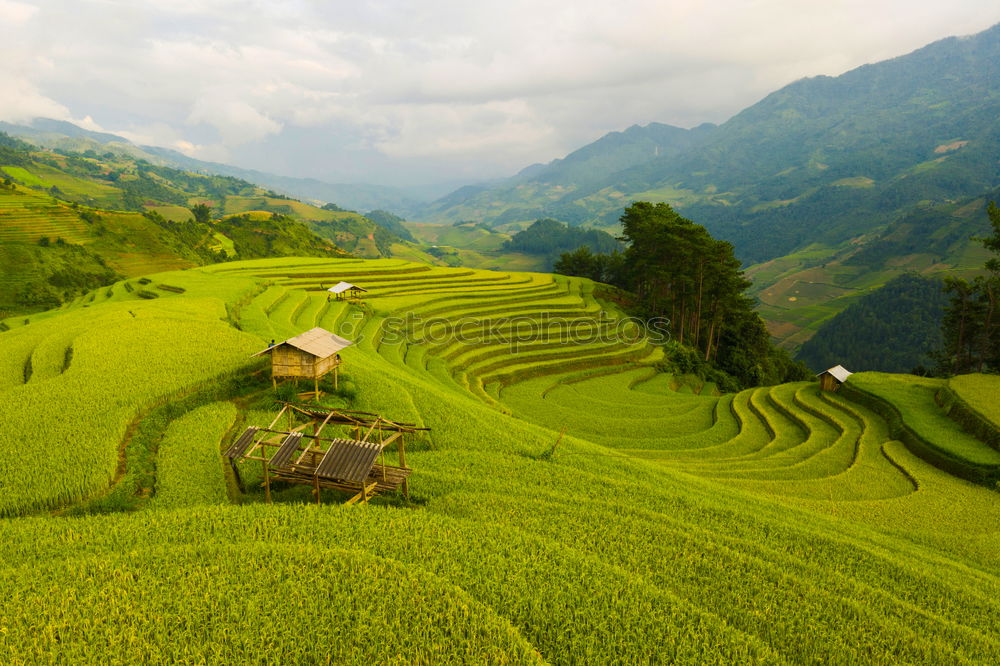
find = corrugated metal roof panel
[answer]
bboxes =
[224,426,259,459]
[818,365,853,383]
[315,438,381,483]
[269,432,304,470]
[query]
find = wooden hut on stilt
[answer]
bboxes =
[328,281,367,302]
[254,327,353,399]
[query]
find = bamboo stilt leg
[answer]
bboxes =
[398,437,409,500]
[263,460,272,504]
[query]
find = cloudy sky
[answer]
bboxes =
[1,1,998,190]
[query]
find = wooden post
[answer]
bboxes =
[398,436,409,499]
[313,475,321,505]
[379,429,386,482]
[262,460,272,504]
[266,406,289,430]
[314,376,319,402]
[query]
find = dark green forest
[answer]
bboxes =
[363,209,415,242]
[937,201,1000,374]
[795,274,947,373]
[502,218,622,268]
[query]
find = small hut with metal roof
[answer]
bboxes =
[817,364,852,392]
[327,281,367,301]
[254,327,353,396]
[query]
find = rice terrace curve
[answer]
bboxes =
[0,256,998,663]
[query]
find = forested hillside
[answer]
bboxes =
[0,118,425,215]
[501,218,622,269]
[0,135,422,315]
[419,24,1000,349]
[795,273,947,373]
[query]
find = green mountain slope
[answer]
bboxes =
[0,138,375,314]
[746,190,994,348]
[0,118,427,215]
[420,24,1000,348]
[420,121,715,227]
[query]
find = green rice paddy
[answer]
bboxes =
[0,257,998,663]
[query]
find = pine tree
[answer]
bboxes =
[938,202,1000,374]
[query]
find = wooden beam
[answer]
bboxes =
[345,481,378,505]
[312,410,337,441]
[262,457,272,504]
[266,405,289,430]
[398,435,409,500]
[359,417,381,444]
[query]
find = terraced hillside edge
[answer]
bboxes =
[1,257,999,663]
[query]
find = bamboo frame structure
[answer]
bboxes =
[225,402,429,505]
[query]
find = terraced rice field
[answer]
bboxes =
[202,259,1000,536]
[1,257,999,663]
[0,188,90,244]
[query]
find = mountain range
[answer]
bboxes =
[0,118,426,215]
[417,23,1000,350]
[421,24,1000,253]
[4,23,999,354]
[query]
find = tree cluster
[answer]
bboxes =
[557,202,809,388]
[364,209,415,242]
[554,246,625,285]
[504,218,622,268]
[936,202,1000,374]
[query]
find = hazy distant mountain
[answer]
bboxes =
[419,121,715,227]
[511,121,716,188]
[139,146,427,216]
[424,22,1000,262]
[0,119,425,216]
[0,118,131,146]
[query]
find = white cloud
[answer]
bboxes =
[0,0,998,185]
[187,98,282,145]
[0,72,71,124]
[0,0,36,24]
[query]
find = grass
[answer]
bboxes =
[0,297,260,516]
[1,257,1000,663]
[154,402,237,509]
[948,374,1000,431]
[847,372,1000,467]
